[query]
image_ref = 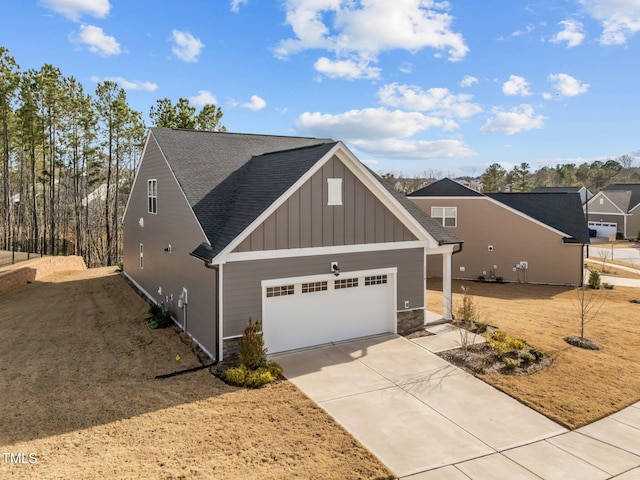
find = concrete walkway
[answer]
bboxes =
[275,332,640,479]
[584,258,640,288]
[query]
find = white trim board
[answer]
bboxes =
[225,240,428,262]
[260,267,398,288]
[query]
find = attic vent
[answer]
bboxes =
[327,178,343,206]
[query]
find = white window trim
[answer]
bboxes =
[431,206,457,228]
[327,178,343,206]
[147,179,157,214]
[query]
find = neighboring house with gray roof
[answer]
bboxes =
[585,184,640,240]
[408,178,589,285]
[123,128,461,360]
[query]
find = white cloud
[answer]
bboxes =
[398,62,413,74]
[230,0,248,13]
[551,20,586,47]
[295,108,446,140]
[460,75,478,87]
[352,138,476,159]
[274,0,468,78]
[512,24,534,37]
[377,83,482,119]
[548,73,589,96]
[502,75,532,96]
[190,90,218,106]
[480,104,545,135]
[579,0,640,45]
[314,57,381,80]
[242,95,267,111]
[97,76,157,91]
[40,0,110,21]
[171,30,204,63]
[75,25,120,56]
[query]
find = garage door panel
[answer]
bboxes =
[263,271,396,354]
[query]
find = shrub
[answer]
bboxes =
[588,267,601,289]
[473,321,488,334]
[454,286,480,326]
[478,275,485,282]
[238,319,268,369]
[223,318,282,388]
[519,352,535,363]
[530,348,545,360]
[148,303,172,329]
[492,330,507,342]
[496,276,504,283]
[502,358,520,369]
[603,282,614,290]
[507,338,526,350]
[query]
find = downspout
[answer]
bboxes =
[204,261,221,362]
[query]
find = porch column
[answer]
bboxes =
[442,252,453,320]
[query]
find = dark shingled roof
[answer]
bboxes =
[602,183,640,211]
[531,186,592,204]
[149,128,460,261]
[487,192,590,243]
[407,178,483,197]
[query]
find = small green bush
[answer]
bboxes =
[496,276,504,283]
[238,318,268,369]
[224,365,249,386]
[492,330,508,342]
[224,365,278,389]
[507,338,526,350]
[473,321,488,334]
[588,267,601,289]
[502,358,520,369]
[530,348,545,360]
[478,275,485,282]
[603,282,614,290]
[519,352,535,363]
[245,368,275,388]
[148,303,172,329]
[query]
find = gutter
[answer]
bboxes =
[203,260,221,362]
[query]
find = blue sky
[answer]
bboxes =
[2,0,640,176]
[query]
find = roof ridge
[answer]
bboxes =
[253,141,338,158]
[152,126,332,141]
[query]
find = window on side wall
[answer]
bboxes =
[148,179,157,214]
[431,206,457,227]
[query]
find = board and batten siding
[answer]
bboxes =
[222,248,424,338]
[410,197,584,285]
[234,156,416,252]
[589,195,626,215]
[123,136,218,357]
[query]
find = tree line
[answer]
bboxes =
[0,46,224,267]
[383,155,636,194]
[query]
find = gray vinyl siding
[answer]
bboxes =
[589,194,625,214]
[222,248,424,337]
[234,156,416,252]
[626,210,640,239]
[123,137,218,357]
[411,197,584,285]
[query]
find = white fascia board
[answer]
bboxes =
[225,240,428,263]
[587,211,626,216]
[424,243,456,255]
[627,202,640,213]
[215,142,438,263]
[261,266,397,288]
[122,131,153,221]
[408,196,481,200]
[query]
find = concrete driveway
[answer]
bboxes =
[276,334,568,478]
[276,333,640,479]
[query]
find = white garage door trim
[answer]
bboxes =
[588,221,617,238]
[261,267,397,354]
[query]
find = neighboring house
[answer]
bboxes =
[407,178,590,285]
[585,184,640,239]
[122,128,461,360]
[531,186,593,205]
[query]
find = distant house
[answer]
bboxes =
[586,183,640,239]
[531,186,592,205]
[122,128,461,360]
[408,178,590,285]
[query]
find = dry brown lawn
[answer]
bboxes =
[428,278,640,429]
[0,268,393,480]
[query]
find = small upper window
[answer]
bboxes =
[599,198,604,205]
[327,178,343,206]
[431,206,457,228]
[148,179,157,214]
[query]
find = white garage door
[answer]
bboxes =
[588,221,617,238]
[262,268,397,354]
